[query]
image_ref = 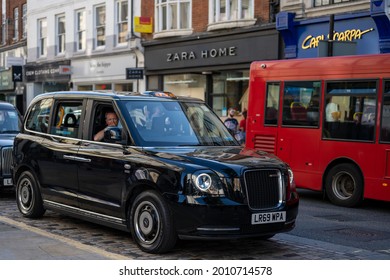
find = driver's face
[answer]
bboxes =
[105,113,118,127]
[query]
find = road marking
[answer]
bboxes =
[0,216,131,260]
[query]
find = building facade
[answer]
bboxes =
[0,0,26,112]
[25,0,144,109]
[141,0,279,117]
[277,0,390,58]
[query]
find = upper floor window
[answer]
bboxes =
[76,9,86,51]
[56,14,66,55]
[116,0,128,45]
[1,19,6,45]
[211,0,254,22]
[95,5,106,48]
[314,0,353,7]
[13,8,19,41]
[38,18,47,57]
[155,0,191,32]
[22,4,27,39]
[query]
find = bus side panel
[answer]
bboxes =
[363,147,390,202]
[277,127,323,192]
[246,75,279,154]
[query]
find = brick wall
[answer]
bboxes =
[192,1,209,33]
[0,0,27,45]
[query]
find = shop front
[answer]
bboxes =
[143,26,280,117]
[25,60,71,106]
[276,2,390,59]
[0,66,23,112]
[71,53,144,93]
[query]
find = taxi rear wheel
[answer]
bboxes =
[16,171,45,218]
[325,163,363,207]
[129,190,177,253]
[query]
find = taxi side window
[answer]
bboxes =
[25,98,53,133]
[92,104,124,143]
[50,101,83,138]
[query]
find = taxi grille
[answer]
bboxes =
[1,147,13,176]
[243,169,283,210]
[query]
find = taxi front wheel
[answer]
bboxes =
[129,190,177,253]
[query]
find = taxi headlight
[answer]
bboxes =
[191,171,224,196]
[287,168,294,185]
[194,173,212,191]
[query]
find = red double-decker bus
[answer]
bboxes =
[246,54,390,207]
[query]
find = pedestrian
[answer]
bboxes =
[224,108,244,143]
[238,109,247,145]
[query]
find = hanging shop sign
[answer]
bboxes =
[126,68,144,79]
[134,17,153,34]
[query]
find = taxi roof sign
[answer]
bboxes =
[142,91,177,98]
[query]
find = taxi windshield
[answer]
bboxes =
[123,100,237,146]
[0,109,20,133]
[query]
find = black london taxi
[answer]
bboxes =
[0,101,21,193]
[12,91,299,253]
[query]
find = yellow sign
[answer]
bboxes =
[302,28,374,50]
[134,16,153,34]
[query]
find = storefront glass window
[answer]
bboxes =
[162,71,248,118]
[115,83,133,92]
[211,70,248,116]
[43,82,69,93]
[164,74,206,100]
[78,85,93,91]
[95,84,112,90]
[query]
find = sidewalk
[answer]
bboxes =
[0,217,127,260]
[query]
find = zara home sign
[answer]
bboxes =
[167,46,237,62]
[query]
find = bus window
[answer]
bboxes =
[324,81,377,141]
[380,81,390,142]
[264,82,279,125]
[282,81,321,127]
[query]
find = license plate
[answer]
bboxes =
[251,211,286,225]
[3,178,12,186]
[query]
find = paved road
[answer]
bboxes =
[0,190,389,260]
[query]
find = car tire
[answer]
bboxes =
[16,171,46,218]
[325,163,363,207]
[129,190,177,253]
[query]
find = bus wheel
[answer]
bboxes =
[325,163,363,207]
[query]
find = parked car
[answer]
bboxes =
[0,101,21,193]
[12,91,299,253]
